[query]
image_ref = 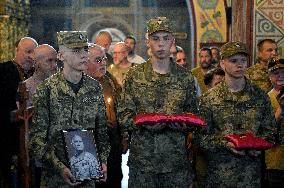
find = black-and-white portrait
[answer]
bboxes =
[62,129,102,181]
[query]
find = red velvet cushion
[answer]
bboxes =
[224,132,274,150]
[133,113,206,127]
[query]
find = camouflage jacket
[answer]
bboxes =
[198,80,277,187]
[245,62,272,93]
[191,66,207,94]
[266,89,284,170]
[29,72,110,187]
[117,59,199,174]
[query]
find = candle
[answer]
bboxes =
[106,97,112,121]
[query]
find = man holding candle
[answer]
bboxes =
[86,44,124,188]
[117,17,199,187]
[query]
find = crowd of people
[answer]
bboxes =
[0,16,283,188]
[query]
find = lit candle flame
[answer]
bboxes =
[110,64,114,69]
[107,97,111,104]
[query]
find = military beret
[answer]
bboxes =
[268,58,284,72]
[57,31,88,49]
[220,42,248,59]
[147,17,173,35]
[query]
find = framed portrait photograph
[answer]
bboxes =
[62,129,103,182]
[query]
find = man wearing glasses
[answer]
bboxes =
[29,31,110,187]
[86,44,123,188]
[108,42,134,86]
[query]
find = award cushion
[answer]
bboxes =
[133,113,206,127]
[224,132,274,150]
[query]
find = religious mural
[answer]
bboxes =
[192,0,227,46]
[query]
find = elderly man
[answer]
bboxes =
[107,42,133,86]
[95,31,113,67]
[191,47,214,94]
[0,36,38,188]
[24,44,57,106]
[246,39,278,92]
[86,44,123,188]
[198,42,277,187]
[14,37,39,80]
[117,17,198,188]
[29,31,109,187]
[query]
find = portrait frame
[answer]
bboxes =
[61,129,103,182]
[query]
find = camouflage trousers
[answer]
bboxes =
[205,153,262,188]
[128,168,192,188]
[193,147,207,188]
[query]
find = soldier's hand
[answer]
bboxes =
[226,142,245,156]
[62,167,81,186]
[100,163,107,182]
[142,123,166,131]
[247,150,261,157]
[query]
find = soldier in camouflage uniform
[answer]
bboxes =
[245,39,278,93]
[198,42,277,188]
[266,58,284,187]
[29,31,110,188]
[117,17,199,188]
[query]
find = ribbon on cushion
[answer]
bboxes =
[224,132,274,150]
[133,113,206,127]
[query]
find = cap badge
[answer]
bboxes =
[79,34,84,40]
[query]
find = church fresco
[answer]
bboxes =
[191,0,227,47]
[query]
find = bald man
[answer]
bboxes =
[24,44,57,106]
[0,36,37,187]
[107,42,133,86]
[95,31,113,67]
[15,37,38,80]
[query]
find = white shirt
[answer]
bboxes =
[127,54,145,64]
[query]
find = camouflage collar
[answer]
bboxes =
[254,62,268,71]
[219,79,252,102]
[144,58,179,83]
[57,71,91,97]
